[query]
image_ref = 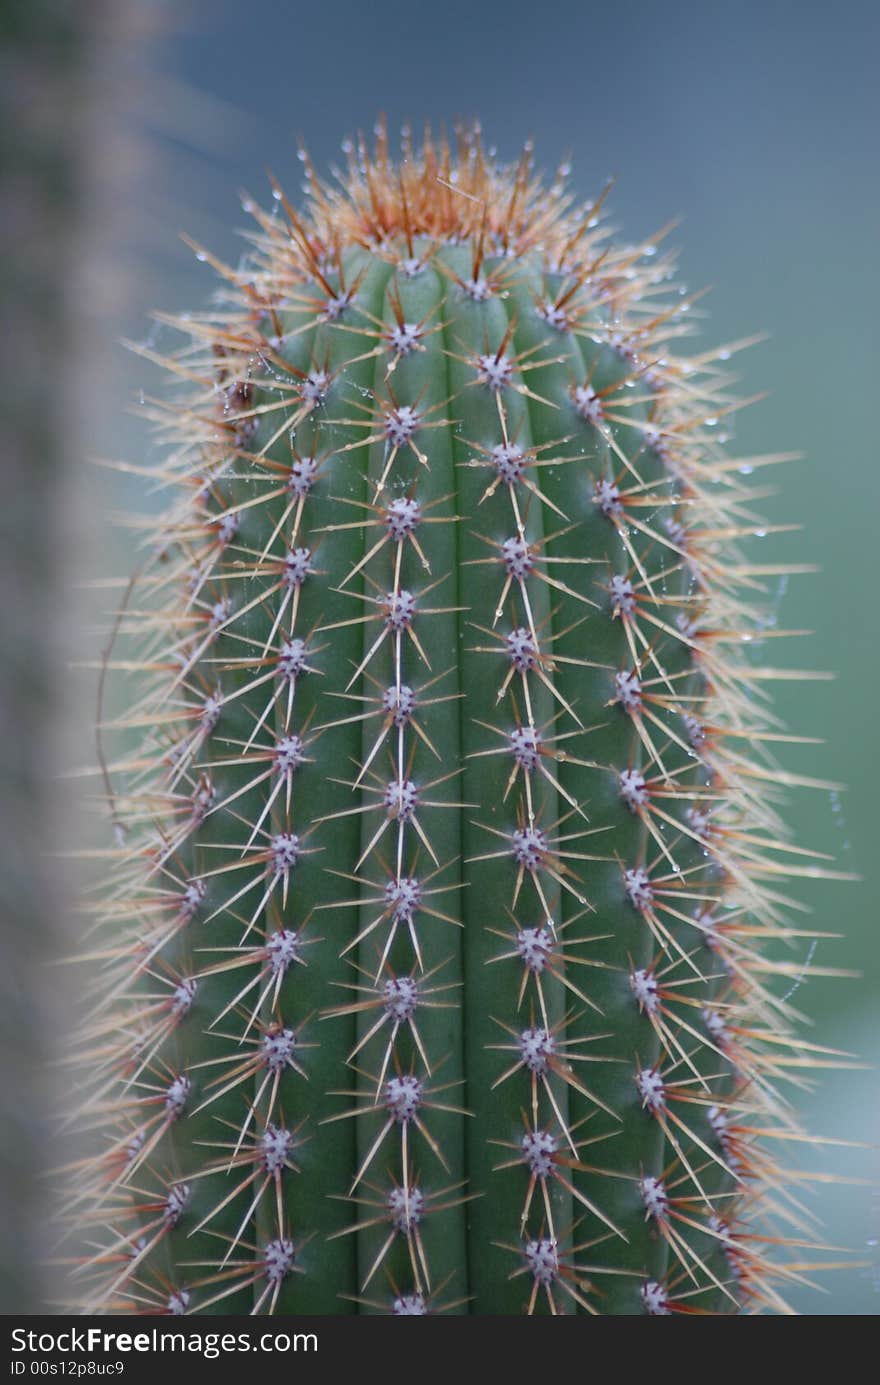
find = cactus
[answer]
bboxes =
[70,123,847,1316]
[3,0,153,1313]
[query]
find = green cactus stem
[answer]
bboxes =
[70,123,848,1316]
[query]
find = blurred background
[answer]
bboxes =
[3,0,876,1314]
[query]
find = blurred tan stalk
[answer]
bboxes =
[0,0,167,1313]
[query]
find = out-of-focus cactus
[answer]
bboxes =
[70,124,848,1315]
[1,0,109,1314]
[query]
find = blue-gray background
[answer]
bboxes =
[70,0,880,1314]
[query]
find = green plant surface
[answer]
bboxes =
[69,125,852,1316]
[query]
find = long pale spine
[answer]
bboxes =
[68,126,845,1317]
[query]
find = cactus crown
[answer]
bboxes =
[71,121,841,1315]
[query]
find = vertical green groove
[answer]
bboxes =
[441,247,570,1313]
[509,280,671,1311]
[352,262,467,1309]
[262,253,395,1311]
